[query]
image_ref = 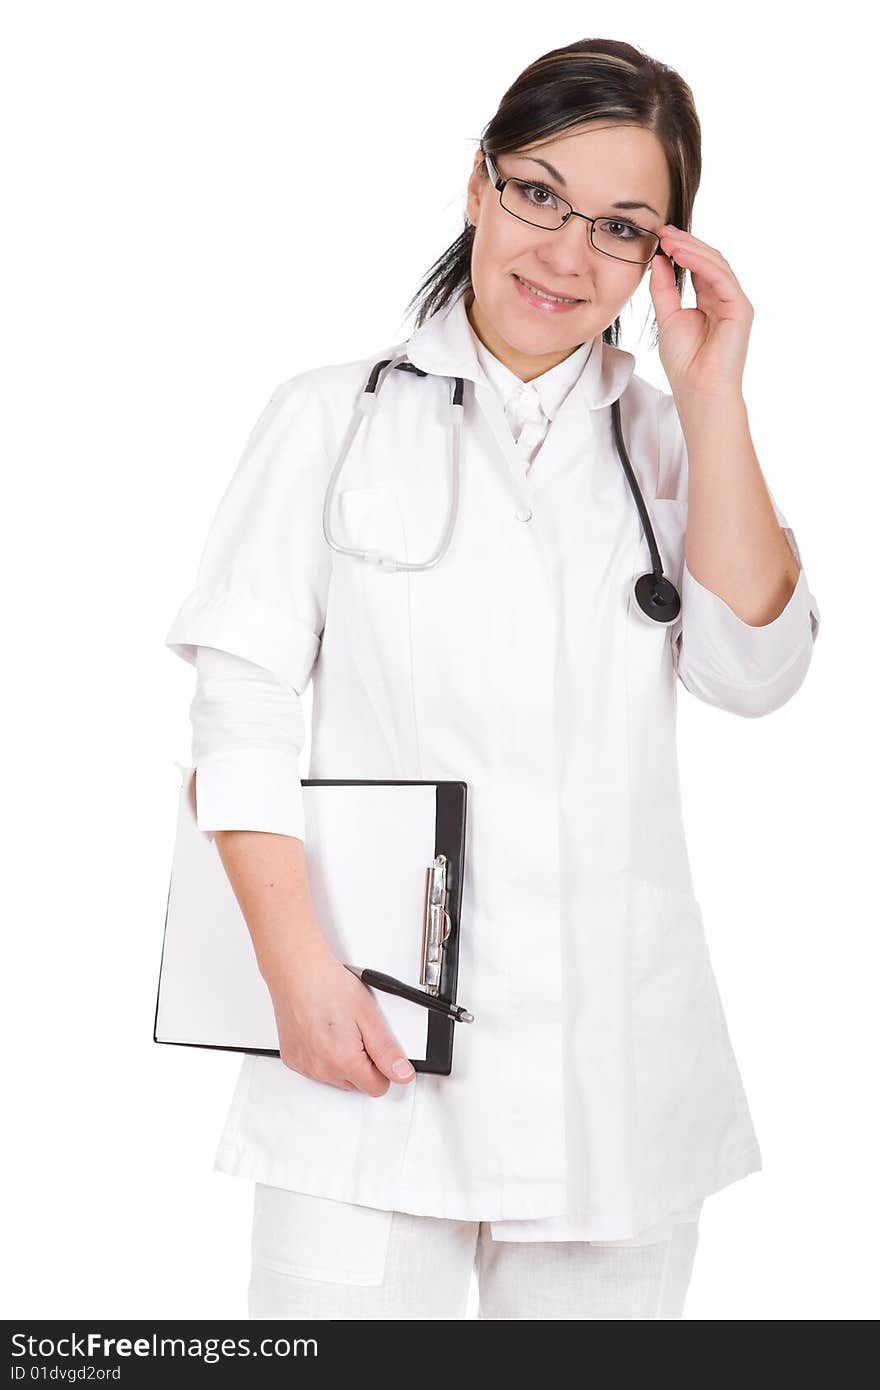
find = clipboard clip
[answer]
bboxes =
[420,853,453,995]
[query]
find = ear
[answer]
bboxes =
[465,149,488,227]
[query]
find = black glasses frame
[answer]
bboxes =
[481,149,663,267]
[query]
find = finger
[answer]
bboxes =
[357,1005,416,1084]
[660,234,745,302]
[671,248,745,309]
[661,227,728,267]
[346,1049,393,1097]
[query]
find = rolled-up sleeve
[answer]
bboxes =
[165,373,331,836]
[188,645,308,838]
[657,391,821,718]
[675,548,820,718]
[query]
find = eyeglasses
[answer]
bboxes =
[481,150,662,266]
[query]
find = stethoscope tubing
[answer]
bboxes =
[322,356,681,622]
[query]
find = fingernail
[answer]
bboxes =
[392,1058,415,1078]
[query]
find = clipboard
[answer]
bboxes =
[154,768,468,1075]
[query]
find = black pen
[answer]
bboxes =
[344,965,474,1023]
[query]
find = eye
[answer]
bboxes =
[598,218,640,240]
[515,179,560,210]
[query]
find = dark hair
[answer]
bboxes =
[403,37,701,354]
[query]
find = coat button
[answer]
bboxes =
[515,506,533,522]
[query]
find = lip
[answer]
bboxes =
[512,272,587,311]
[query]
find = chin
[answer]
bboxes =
[502,297,596,349]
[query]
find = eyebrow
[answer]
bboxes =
[522,156,662,219]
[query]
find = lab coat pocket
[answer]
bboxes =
[624,546,689,883]
[326,486,420,772]
[335,486,405,560]
[625,497,686,654]
[625,583,679,694]
[629,878,758,1192]
[251,1183,394,1286]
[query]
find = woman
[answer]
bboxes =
[165,37,820,1319]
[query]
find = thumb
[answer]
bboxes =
[357,1004,416,1083]
[649,250,681,332]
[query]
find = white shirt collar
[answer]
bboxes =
[470,323,593,423]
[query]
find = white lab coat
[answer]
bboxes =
[165,288,820,1242]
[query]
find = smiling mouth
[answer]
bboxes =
[513,273,586,304]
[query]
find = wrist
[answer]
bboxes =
[673,388,747,423]
[259,921,333,989]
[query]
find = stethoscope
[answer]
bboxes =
[321,353,681,624]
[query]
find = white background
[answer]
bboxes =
[3,0,876,1321]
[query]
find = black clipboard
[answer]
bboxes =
[154,773,468,1075]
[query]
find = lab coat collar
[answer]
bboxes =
[404,287,637,411]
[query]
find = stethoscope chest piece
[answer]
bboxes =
[634,571,681,623]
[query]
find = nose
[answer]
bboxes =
[537,215,603,278]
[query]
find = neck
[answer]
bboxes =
[464,287,587,383]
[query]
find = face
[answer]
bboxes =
[465,123,672,381]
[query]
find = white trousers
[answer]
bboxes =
[248,1184,701,1320]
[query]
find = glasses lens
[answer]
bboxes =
[592,218,659,265]
[498,178,659,263]
[500,178,567,229]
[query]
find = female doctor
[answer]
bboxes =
[165,37,820,1320]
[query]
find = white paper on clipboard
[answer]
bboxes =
[155,767,440,1059]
